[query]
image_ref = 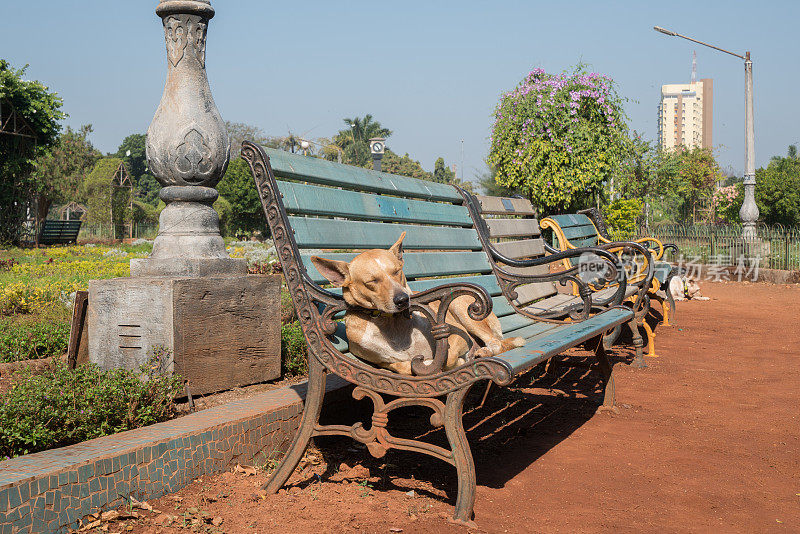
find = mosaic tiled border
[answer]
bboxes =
[0,376,349,533]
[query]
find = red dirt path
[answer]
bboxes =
[108,281,800,534]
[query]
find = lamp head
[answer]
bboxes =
[653,26,677,36]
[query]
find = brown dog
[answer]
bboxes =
[310,232,524,375]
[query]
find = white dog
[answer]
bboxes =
[669,276,710,301]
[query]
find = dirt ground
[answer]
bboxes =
[89,281,800,534]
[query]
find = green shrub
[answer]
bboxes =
[605,199,642,234]
[280,322,308,377]
[0,319,70,362]
[0,349,182,458]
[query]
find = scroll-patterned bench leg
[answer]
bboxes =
[444,385,477,528]
[594,337,618,413]
[264,358,327,493]
[628,319,646,368]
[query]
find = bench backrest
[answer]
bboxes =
[39,220,82,245]
[545,214,600,249]
[250,147,540,336]
[472,195,560,305]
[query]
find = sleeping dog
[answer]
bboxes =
[668,275,710,301]
[311,232,524,375]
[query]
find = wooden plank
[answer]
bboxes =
[407,274,502,296]
[498,312,536,334]
[497,308,632,375]
[302,251,492,284]
[264,147,463,202]
[289,217,483,251]
[568,236,599,248]
[561,224,598,241]
[512,281,559,304]
[476,195,537,216]
[277,180,473,227]
[67,291,89,369]
[507,321,564,340]
[550,214,593,228]
[521,293,579,314]
[486,218,541,238]
[492,238,545,259]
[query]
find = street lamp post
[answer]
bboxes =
[653,26,758,240]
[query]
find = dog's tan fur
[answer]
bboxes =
[311,233,524,375]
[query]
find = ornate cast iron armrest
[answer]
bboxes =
[591,241,655,291]
[662,242,679,257]
[407,282,493,377]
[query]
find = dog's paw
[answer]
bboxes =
[474,347,494,358]
[510,337,525,348]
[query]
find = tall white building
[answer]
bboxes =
[657,78,713,150]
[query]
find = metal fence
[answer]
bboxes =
[608,224,800,271]
[78,223,158,241]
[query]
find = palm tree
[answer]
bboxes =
[334,114,392,166]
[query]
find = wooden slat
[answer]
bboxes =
[301,251,493,285]
[550,214,594,228]
[522,293,579,314]
[289,217,483,251]
[497,308,632,375]
[407,274,501,296]
[498,312,536,334]
[507,321,564,340]
[476,195,537,216]
[513,281,559,305]
[492,239,546,259]
[561,224,598,241]
[278,181,473,227]
[264,147,462,202]
[486,218,541,238]
[568,237,599,248]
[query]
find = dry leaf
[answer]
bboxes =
[390,528,404,533]
[212,517,224,526]
[234,464,258,476]
[100,511,120,521]
[79,520,102,532]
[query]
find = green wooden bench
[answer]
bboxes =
[38,219,82,245]
[241,142,635,526]
[462,194,655,367]
[541,212,676,360]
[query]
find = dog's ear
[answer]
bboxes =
[310,256,350,287]
[389,231,406,261]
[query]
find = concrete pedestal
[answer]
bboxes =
[88,274,282,396]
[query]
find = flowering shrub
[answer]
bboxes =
[0,244,146,315]
[489,66,628,213]
[713,185,742,224]
[0,349,182,458]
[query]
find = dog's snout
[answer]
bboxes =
[393,292,410,310]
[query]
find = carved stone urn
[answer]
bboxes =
[132,0,245,277]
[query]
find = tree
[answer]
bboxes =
[0,60,65,244]
[31,125,100,221]
[113,134,159,205]
[82,158,131,233]
[478,163,521,197]
[489,66,629,215]
[433,157,456,184]
[332,114,391,167]
[752,146,800,226]
[224,121,284,158]
[216,158,264,236]
[380,150,431,180]
[673,146,722,222]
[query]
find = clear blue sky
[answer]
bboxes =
[3,1,797,187]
